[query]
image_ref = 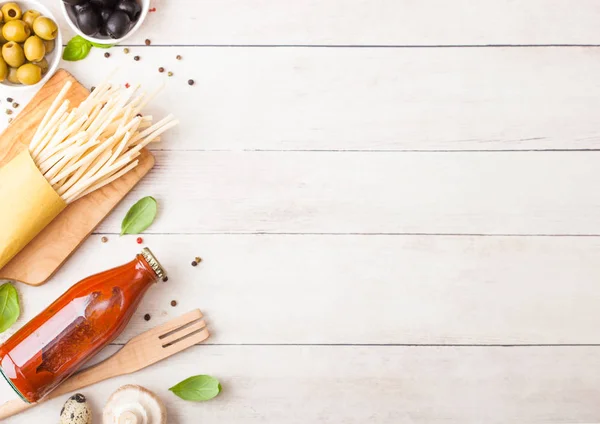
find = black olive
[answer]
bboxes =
[115,0,141,22]
[74,3,101,36]
[90,0,117,9]
[99,8,112,22]
[63,0,89,5]
[105,10,131,39]
[97,8,112,35]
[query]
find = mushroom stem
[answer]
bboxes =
[118,411,139,424]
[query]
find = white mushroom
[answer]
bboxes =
[103,385,166,424]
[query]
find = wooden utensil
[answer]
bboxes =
[0,69,155,286]
[0,309,209,420]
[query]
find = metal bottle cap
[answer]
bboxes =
[141,248,166,280]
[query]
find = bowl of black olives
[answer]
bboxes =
[60,0,148,43]
[0,1,61,89]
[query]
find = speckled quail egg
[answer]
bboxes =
[60,393,92,424]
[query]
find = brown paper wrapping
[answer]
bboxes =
[0,150,66,270]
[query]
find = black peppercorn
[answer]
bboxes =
[145,39,151,45]
[6,97,13,102]
[134,55,140,61]
[158,67,164,73]
[171,300,177,307]
[162,276,169,282]
[191,261,197,267]
[144,313,151,321]
[176,55,182,60]
[188,79,194,86]
[104,52,110,58]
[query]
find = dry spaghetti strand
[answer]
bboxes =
[29,80,178,204]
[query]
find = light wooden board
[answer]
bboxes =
[59,150,600,236]
[6,345,600,424]
[1,233,598,345]
[48,0,600,46]
[0,70,155,286]
[51,47,600,152]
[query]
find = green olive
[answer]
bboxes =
[22,10,40,29]
[43,38,54,54]
[1,3,21,22]
[0,24,7,44]
[23,35,44,61]
[2,41,24,67]
[0,55,7,82]
[33,56,48,74]
[32,17,57,41]
[3,20,30,42]
[16,63,41,85]
[6,66,17,83]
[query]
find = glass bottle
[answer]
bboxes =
[0,248,166,403]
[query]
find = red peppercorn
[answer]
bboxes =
[125,83,130,88]
[136,237,143,244]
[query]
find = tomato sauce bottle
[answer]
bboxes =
[0,248,166,403]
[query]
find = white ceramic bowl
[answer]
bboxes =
[60,0,149,45]
[0,0,62,90]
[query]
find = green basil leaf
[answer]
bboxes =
[0,283,20,333]
[120,196,158,235]
[63,36,92,61]
[169,375,222,402]
[90,41,115,49]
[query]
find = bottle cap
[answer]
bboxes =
[141,248,166,280]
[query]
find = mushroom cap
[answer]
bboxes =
[103,385,167,424]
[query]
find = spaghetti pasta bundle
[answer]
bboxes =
[0,79,178,271]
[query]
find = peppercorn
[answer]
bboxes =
[162,276,169,282]
[136,237,143,244]
[136,113,142,117]
[12,102,18,108]
[191,261,198,267]
[168,71,173,77]
[145,39,151,46]
[170,300,177,307]
[91,86,96,92]
[158,67,164,73]
[101,236,108,243]
[195,257,202,263]
[144,314,151,321]
[176,55,182,60]
[134,56,140,61]
[104,52,110,58]
[6,109,12,115]
[6,97,13,102]
[124,48,130,54]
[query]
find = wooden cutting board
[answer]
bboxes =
[0,69,155,286]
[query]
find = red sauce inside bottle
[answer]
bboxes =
[0,253,161,403]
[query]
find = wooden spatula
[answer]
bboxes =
[0,309,209,419]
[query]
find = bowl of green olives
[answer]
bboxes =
[0,1,61,89]
[60,0,148,44]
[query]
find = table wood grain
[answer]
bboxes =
[3,1,600,422]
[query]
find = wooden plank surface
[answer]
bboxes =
[77,150,600,236]
[6,345,600,424]
[2,1,600,422]
[0,70,155,286]
[1,233,598,345]
[50,47,600,151]
[47,0,600,46]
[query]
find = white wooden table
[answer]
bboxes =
[3,0,600,422]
